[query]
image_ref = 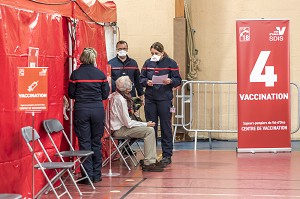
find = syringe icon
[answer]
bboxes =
[28,81,38,92]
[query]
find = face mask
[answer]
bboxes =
[150,54,161,62]
[117,50,127,57]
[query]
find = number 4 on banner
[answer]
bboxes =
[250,51,277,87]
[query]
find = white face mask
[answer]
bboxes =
[150,54,161,62]
[117,50,127,57]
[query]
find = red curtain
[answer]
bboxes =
[0,4,111,197]
[0,0,117,23]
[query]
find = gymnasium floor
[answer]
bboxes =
[43,141,300,199]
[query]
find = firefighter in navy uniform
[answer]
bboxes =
[68,47,110,184]
[140,42,182,166]
[108,40,144,99]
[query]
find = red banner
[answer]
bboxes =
[236,19,290,152]
[18,67,48,111]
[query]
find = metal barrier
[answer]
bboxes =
[173,81,300,150]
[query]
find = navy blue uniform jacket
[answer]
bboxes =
[108,56,144,97]
[140,56,182,101]
[68,64,110,109]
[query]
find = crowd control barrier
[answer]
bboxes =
[172,81,300,150]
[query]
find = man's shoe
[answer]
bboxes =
[93,177,102,183]
[142,163,164,172]
[155,161,167,168]
[161,156,172,166]
[139,159,165,168]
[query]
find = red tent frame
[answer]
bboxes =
[0,0,116,197]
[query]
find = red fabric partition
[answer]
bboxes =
[0,6,68,197]
[74,20,108,72]
[0,0,116,22]
[0,2,114,197]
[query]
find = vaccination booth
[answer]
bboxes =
[0,0,116,197]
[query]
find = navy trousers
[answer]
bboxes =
[144,99,173,157]
[74,107,105,180]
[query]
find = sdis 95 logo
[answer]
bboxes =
[269,27,286,42]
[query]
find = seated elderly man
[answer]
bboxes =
[106,75,164,172]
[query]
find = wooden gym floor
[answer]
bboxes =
[42,141,300,199]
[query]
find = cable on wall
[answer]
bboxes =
[185,0,200,80]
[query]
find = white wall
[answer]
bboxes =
[106,0,175,67]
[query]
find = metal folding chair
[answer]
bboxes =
[0,194,22,199]
[43,119,95,190]
[21,126,75,199]
[102,127,144,171]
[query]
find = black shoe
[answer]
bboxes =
[139,159,144,166]
[142,163,164,172]
[155,161,167,168]
[161,156,172,166]
[139,159,165,168]
[93,177,102,183]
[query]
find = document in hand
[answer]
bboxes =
[152,74,168,84]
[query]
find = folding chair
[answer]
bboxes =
[0,194,22,199]
[102,127,144,171]
[43,119,95,190]
[21,126,75,199]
